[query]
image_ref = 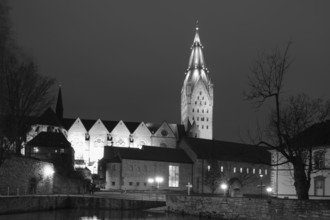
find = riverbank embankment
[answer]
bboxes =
[166,195,330,220]
[0,195,165,215]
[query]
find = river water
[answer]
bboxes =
[1,209,223,220]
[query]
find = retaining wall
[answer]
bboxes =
[166,195,330,220]
[0,195,165,215]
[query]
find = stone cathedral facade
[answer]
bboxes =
[27,25,214,173]
[181,24,213,140]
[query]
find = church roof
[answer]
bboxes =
[124,121,141,133]
[61,118,76,130]
[27,132,72,149]
[102,146,193,164]
[36,108,63,127]
[183,22,211,92]
[180,137,270,164]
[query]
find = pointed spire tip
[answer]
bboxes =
[196,20,199,30]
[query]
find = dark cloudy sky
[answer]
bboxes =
[9,0,330,142]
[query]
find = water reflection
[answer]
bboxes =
[1,209,222,220]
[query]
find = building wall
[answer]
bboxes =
[67,118,89,162]
[272,147,330,199]
[104,159,193,191]
[0,156,54,195]
[193,159,271,195]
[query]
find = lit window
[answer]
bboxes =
[169,165,179,187]
[33,147,39,153]
[253,168,255,174]
[265,169,268,175]
[247,168,249,174]
[60,148,64,153]
[259,169,262,174]
[233,167,236,173]
[221,166,223,172]
[207,165,210,171]
[240,168,243,173]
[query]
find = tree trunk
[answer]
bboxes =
[293,161,310,199]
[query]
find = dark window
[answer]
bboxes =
[314,151,325,169]
[112,182,115,186]
[136,182,140,186]
[144,182,147,186]
[129,182,133,186]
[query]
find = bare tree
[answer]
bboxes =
[0,52,55,155]
[245,41,330,199]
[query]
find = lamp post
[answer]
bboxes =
[220,183,228,197]
[260,174,263,198]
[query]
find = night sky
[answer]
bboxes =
[9,1,330,142]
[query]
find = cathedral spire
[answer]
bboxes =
[56,84,63,120]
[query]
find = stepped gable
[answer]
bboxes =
[102,145,193,164]
[26,132,71,148]
[180,137,270,164]
[36,108,63,127]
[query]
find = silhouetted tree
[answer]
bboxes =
[0,0,55,155]
[245,41,330,199]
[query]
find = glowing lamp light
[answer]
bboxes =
[266,187,272,193]
[155,177,164,183]
[148,178,154,184]
[43,165,54,177]
[220,183,228,190]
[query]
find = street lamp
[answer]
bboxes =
[266,187,272,196]
[220,183,228,196]
[155,176,164,189]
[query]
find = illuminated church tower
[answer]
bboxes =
[181,22,213,139]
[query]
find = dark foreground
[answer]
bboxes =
[1,209,224,220]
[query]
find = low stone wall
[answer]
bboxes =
[166,195,330,220]
[0,195,165,215]
[0,156,54,195]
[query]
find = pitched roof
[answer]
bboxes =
[26,132,72,149]
[102,120,119,132]
[124,121,140,133]
[80,119,97,131]
[180,137,270,164]
[61,118,76,130]
[290,120,330,147]
[102,146,193,164]
[36,108,63,127]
